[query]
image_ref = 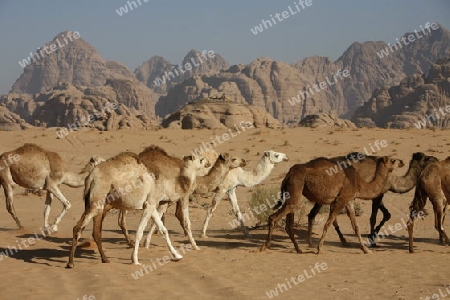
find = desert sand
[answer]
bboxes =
[0,126,449,300]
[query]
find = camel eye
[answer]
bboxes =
[232,158,236,161]
[275,154,279,158]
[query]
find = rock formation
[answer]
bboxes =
[352,55,450,128]
[161,98,282,129]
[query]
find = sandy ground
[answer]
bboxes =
[0,126,449,300]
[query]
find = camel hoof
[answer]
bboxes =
[102,259,110,263]
[172,253,183,261]
[259,244,268,252]
[66,263,74,269]
[200,234,208,238]
[193,246,200,250]
[132,261,142,265]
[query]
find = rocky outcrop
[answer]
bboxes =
[299,114,356,128]
[161,98,282,129]
[352,55,450,128]
[0,105,33,131]
[12,31,137,94]
[134,49,229,94]
[1,82,158,130]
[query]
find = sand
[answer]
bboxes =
[0,126,449,300]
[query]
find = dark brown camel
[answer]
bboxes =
[260,156,400,254]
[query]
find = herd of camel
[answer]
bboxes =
[0,142,449,268]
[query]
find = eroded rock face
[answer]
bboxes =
[134,49,230,94]
[153,25,450,124]
[1,83,158,130]
[12,31,136,94]
[299,114,356,129]
[0,105,33,131]
[352,55,450,128]
[161,99,282,129]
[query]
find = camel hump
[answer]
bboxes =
[110,152,141,164]
[412,152,425,161]
[141,145,168,156]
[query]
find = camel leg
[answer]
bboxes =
[66,210,96,268]
[228,188,251,237]
[201,188,226,238]
[308,203,347,247]
[93,211,109,263]
[180,197,200,250]
[260,200,296,252]
[132,204,181,265]
[2,183,23,229]
[174,202,189,236]
[46,184,71,232]
[307,203,321,247]
[43,191,53,230]
[285,213,302,253]
[407,209,415,253]
[345,201,371,253]
[432,198,450,246]
[371,196,391,242]
[144,203,169,249]
[118,210,134,248]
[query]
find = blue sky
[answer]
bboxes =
[0,0,449,94]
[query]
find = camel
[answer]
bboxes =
[142,152,246,248]
[201,150,288,238]
[260,156,401,254]
[67,151,208,267]
[407,157,450,253]
[117,145,212,249]
[0,143,102,231]
[303,152,437,246]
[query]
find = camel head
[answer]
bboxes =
[183,155,211,171]
[219,153,246,168]
[378,156,404,172]
[263,150,288,164]
[80,155,105,174]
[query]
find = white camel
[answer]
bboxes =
[201,150,288,237]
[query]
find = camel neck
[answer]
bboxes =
[389,160,421,193]
[356,160,390,199]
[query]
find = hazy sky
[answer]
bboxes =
[0,0,449,94]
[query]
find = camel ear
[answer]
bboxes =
[219,154,226,160]
[183,155,194,161]
[264,151,271,157]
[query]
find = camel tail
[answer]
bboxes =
[409,181,427,215]
[83,175,95,210]
[273,172,291,210]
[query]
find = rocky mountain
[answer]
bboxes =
[161,97,282,129]
[1,82,158,130]
[12,31,139,94]
[134,49,230,94]
[299,113,356,129]
[0,105,33,131]
[153,24,450,123]
[352,55,450,128]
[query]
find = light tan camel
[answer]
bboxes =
[305,152,437,246]
[260,156,400,254]
[407,157,450,253]
[67,151,208,267]
[0,143,102,231]
[201,150,288,238]
[117,145,211,250]
[142,152,246,248]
